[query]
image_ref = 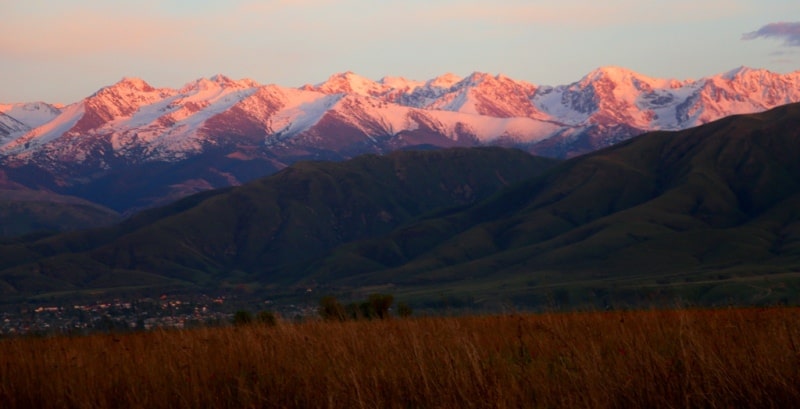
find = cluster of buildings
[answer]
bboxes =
[0,294,316,336]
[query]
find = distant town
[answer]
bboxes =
[0,293,318,336]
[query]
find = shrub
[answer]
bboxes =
[345,303,363,320]
[257,311,278,326]
[233,310,254,326]
[397,302,412,318]
[368,294,394,319]
[319,296,346,321]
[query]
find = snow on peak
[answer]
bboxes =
[379,76,424,91]
[5,66,800,166]
[586,66,638,78]
[423,72,540,118]
[210,74,233,83]
[178,75,259,94]
[107,77,155,93]
[0,102,85,153]
[209,74,260,88]
[89,77,169,108]
[182,78,220,92]
[70,77,176,132]
[709,67,799,87]
[460,72,496,87]
[580,66,658,86]
[0,102,62,129]
[427,73,462,89]
[720,66,763,80]
[310,71,384,96]
[578,66,690,97]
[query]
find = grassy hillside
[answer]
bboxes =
[2,308,798,408]
[0,189,120,238]
[0,147,558,297]
[5,104,800,307]
[309,103,800,307]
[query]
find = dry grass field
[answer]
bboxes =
[1,307,799,408]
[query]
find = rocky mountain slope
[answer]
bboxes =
[1,67,799,214]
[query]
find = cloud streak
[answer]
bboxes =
[743,22,800,47]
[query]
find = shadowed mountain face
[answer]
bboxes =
[307,103,800,306]
[3,103,800,307]
[0,168,120,238]
[0,147,558,297]
[0,188,120,239]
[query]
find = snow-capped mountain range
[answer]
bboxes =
[2,66,800,212]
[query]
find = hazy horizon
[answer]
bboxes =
[2,0,799,103]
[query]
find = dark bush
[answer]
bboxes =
[368,294,394,319]
[233,310,254,326]
[319,296,346,321]
[397,302,413,318]
[257,311,278,326]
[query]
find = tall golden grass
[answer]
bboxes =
[1,307,798,408]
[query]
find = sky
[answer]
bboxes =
[2,0,800,104]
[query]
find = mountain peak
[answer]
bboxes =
[330,71,371,83]
[210,74,234,84]
[576,66,682,93]
[311,71,383,95]
[583,66,646,82]
[0,102,62,130]
[181,77,218,92]
[378,76,423,90]
[461,72,496,86]
[720,66,770,80]
[105,77,155,93]
[5,65,800,174]
[179,75,258,94]
[211,74,260,88]
[427,73,462,89]
[327,70,370,81]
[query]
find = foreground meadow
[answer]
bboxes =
[1,308,799,408]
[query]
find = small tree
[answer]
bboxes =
[257,311,278,326]
[397,302,413,318]
[358,301,376,319]
[233,310,254,326]
[319,296,346,321]
[368,294,394,319]
[346,302,363,320]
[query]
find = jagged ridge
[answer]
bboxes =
[1,66,799,212]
